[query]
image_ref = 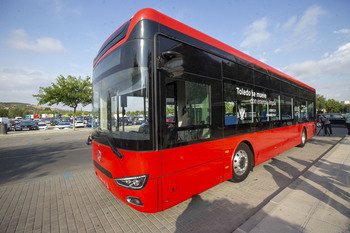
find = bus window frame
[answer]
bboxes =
[157,35,223,149]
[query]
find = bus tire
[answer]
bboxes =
[230,143,253,183]
[298,128,307,147]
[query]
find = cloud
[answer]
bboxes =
[6,29,65,53]
[293,5,326,37]
[284,42,350,78]
[240,17,270,49]
[0,67,91,110]
[0,67,56,104]
[281,5,327,51]
[283,42,350,101]
[334,29,350,34]
[282,16,297,31]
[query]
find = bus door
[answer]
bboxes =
[157,35,224,210]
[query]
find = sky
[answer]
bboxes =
[1,0,350,111]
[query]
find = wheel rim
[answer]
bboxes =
[233,150,249,176]
[302,130,306,144]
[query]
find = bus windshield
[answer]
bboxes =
[92,40,152,150]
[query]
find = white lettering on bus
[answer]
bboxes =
[236,87,251,97]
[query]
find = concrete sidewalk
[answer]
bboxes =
[234,136,350,233]
[0,136,349,233]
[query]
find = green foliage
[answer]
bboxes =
[316,94,327,112]
[225,102,235,114]
[344,104,350,112]
[126,111,148,116]
[33,75,92,109]
[0,102,91,118]
[33,75,92,130]
[326,99,343,113]
[317,94,347,113]
[166,106,175,116]
[0,108,9,117]
[9,108,25,118]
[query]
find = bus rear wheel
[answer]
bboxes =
[298,128,307,147]
[230,143,253,183]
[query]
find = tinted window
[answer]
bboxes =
[281,95,293,126]
[254,70,271,88]
[158,36,221,79]
[223,60,253,84]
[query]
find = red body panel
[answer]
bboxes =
[161,140,224,210]
[92,142,161,213]
[92,122,316,213]
[92,8,317,213]
[161,140,223,176]
[93,162,159,213]
[162,158,223,210]
[223,122,316,181]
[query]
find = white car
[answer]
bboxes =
[54,122,73,130]
[37,122,48,130]
[75,120,85,128]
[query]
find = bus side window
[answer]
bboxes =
[165,77,211,147]
[224,82,237,125]
[176,80,211,142]
[224,80,253,125]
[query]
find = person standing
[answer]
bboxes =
[344,111,350,136]
[321,115,332,136]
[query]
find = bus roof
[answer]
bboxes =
[95,8,315,92]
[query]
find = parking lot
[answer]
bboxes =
[0,125,348,232]
[5,125,90,134]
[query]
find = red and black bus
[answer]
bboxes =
[91,8,316,213]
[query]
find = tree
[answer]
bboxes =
[325,99,343,113]
[0,108,9,117]
[33,75,92,130]
[344,104,350,112]
[316,94,327,113]
[9,108,24,118]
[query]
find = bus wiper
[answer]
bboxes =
[104,135,124,160]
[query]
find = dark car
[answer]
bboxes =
[14,121,39,131]
[321,113,346,125]
[50,119,60,126]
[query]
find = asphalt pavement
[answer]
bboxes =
[0,127,349,232]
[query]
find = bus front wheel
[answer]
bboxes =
[230,143,253,183]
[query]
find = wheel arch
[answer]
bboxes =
[298,126,307,147]
[231,139,255,170]
[241,140,255,170]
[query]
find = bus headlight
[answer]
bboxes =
[115,175,149,190]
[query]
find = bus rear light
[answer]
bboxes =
[126,196,144,207]
[115,175,149,190]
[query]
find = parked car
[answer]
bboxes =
[320,113,345,125]
[135,119,145,125]
[120,118,133,126]
[54,122,73,130]
[75,120,85,128]
[61,117,72,123]
[14,121,39,131]
[44,118,51,124]
[37,122,48,130]
[50,119,60,126]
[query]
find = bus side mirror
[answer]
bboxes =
[162,51,180,60]
[86,135,92,145]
